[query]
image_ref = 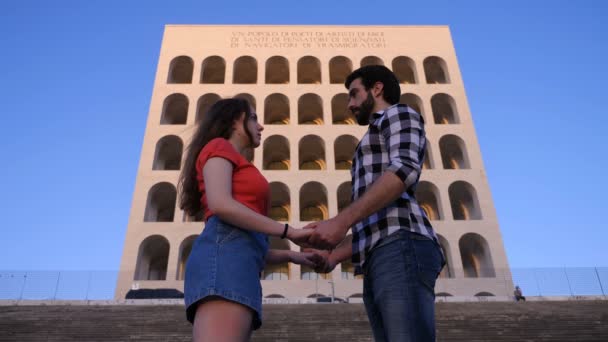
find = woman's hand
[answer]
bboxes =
[289,251,324,268]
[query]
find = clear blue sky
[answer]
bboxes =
[1,0,606,272]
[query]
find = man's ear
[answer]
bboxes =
[372,81,384,98]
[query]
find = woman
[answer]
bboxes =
[178,98,318,341]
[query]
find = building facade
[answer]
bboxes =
[115,25,513,300]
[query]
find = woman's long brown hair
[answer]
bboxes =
[178,98,252,217]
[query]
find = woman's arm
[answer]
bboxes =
[204,157,310,245]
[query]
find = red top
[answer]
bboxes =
[196,138,269,221]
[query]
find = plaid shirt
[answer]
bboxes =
[350,104,439,274]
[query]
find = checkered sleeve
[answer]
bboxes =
[380,106,424,191]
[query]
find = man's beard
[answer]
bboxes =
[354,92,375,125]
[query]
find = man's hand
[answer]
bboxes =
[307,217,349,250]
[316,249,338,273]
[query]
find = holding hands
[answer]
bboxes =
[303,217,349,250]
[281,219,350,272]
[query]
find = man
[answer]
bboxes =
[306,65,445,341]
[514,286,526,301]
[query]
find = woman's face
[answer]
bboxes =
[234,109,264,148]
[246,110,264,148]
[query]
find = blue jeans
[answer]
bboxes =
[362,230,444,342]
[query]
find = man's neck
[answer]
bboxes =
[372,98,392,113]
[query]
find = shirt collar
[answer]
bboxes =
[370,103,399,123]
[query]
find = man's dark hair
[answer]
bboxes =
[345,65,401,105]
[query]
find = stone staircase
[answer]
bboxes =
[0,301,606,341]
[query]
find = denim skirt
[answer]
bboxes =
[184,216,269,330]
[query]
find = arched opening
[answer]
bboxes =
[334,135,358,170]
[415,181,442,221]
[263,237,290,280]
[196,93,221,123]
[392,56,417,84]
[160,94,188,125]
[431,93,459,124]
[300,182,328,222]
[400,93,424,118]
[459,233,495,277]
[233,56,257,84]
[297,56,321,84]
[167,56,193,84]
[298,93,323,124]
[449,181,482,220]
[265,294,285,298]
[134,235,170,280]
[263,135,290,170]
[299,135,326,170]
[439,135,470,169]
[265,56,289,84]
[200,56,226,84]
[437,235,453,278]
[307,293,327,298]
[423,56,450,84]
[329,56,353,84]
[176,235,197,280]
[152,135,183,170]
[234,93,256,110]
[337,181,352,213]
[332,93,355,124]
[360,56,384,67]
[144,182,176,222]
[264,93,290,124]
[268,182,290,222]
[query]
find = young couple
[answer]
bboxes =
[178,65,445,342]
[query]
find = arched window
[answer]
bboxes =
[134,235,170,280]
[200,56,226,83]
[449,181,482,220]
[167,56,193,83]
[459,233,495,278]
[423,56,450,84]
[263,135,290,170]
[233,56,257,84]
[300,182,328,222]
[297,56,321,84]
[299,135,326,170]
[439,135,470,169]
[265,56,289,84]
[392,56,417,84]
[144,183,176,222]
[160,94,188,125]
[329,56,353,84]
[264,94,290,124]
[152,135,183,170]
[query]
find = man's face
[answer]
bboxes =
[347,78,375,125]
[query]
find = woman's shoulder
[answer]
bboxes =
[200,137,235,155]
[198,138,240,165]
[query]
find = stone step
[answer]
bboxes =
[0,301,606,341]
